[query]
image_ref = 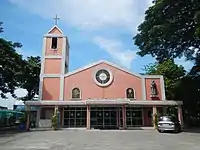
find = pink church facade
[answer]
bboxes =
[26,25,183,129]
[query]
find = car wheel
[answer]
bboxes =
[157,129,163,133]
[174,126,180,133]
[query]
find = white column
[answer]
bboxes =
[87,105,90,129]
[36,107,41,127]
[178,105,184,128]
[54,105,58,114]
[116,107,119,128]
[152,106,157,129]
[122,105,126,129]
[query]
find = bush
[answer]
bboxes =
[153,113,159,129]
[51,113,58,130]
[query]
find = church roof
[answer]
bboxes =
[47,25,63,34]
[64,60,143,78]
[64,60,163,79]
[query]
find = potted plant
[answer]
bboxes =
[153,113,159,129]
[51,113,58,130]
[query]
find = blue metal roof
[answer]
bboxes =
[14,105,38,111]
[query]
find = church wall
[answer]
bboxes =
[64,65,103,100]
[103,65,142,99]
[63,63,142,100]
[145,78,162,100]
[45,37,63,56]
[44,59,62,74]
[42,77,60,100]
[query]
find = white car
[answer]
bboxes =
[157,116,181,133]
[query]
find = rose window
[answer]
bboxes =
[94,69,113,87]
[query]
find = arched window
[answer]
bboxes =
[72,88,81,99]
[126,88,135,99]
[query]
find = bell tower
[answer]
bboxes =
[39,15,70,100]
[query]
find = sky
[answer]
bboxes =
[0,0,194,109]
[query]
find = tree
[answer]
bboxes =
[190,52,200,76]
[174,75,200,113]
[0,22,25,98]
[0,22,3,33]
[134,0,200,62]
[143,59,186,99]
[20,56,41,101]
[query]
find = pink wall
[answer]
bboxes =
[143,107,153,126]
[145,78,162,100]
[49,27,62,34]
[44,58,61,74]
[64,63,143,100]
[42,78,60,100]
[45,37,63,56]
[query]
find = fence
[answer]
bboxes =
[0,110,24,128]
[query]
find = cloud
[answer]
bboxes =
[9,0,152,32]
[9,0,153,68]
[0,88,27,109]
[14,100,24,105]
[94,36,136,69]
[14,88,28,98]
[175,58,194,71]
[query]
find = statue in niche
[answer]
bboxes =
[150,80,158,97]
[72,88,80,99]
[127,88,134,99]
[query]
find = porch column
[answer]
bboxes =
[152,106,157,129]
[178,105,184,128]
[86,105,90,129]
[54,106,59,128]
[36,106,41,127]
[61,107,64,127]
[26,105,30,130]
[54,105,58,114]
[122,105,126,129]
[116,107,119,128]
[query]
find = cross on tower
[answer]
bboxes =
[53,14,60,25]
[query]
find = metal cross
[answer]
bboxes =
[53,14,60,25]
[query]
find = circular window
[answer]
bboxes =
[94,69,113,87]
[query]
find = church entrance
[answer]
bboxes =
[63,107,87,128]
[90,107,117,129]
[126,107,143,127]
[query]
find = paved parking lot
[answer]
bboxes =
[0,129,200,150]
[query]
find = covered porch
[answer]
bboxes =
[25,99,183,130]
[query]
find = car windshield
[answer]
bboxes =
[159,116,174,121]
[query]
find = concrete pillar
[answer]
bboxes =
[152,106,157,129]
[26,105,30,130]
[86,105,90,129]
[178,105,184,128]
[142,108,145,126]
[36,107,41,127]
[122,105,126,129]
[116,107,119,128]
[54,105,58,114]
[61,107,64,127]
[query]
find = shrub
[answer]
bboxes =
[153,113,159,129]
[51,113,58,130]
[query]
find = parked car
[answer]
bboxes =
[157,116,181,133]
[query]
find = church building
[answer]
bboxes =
[25,24,183,130]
